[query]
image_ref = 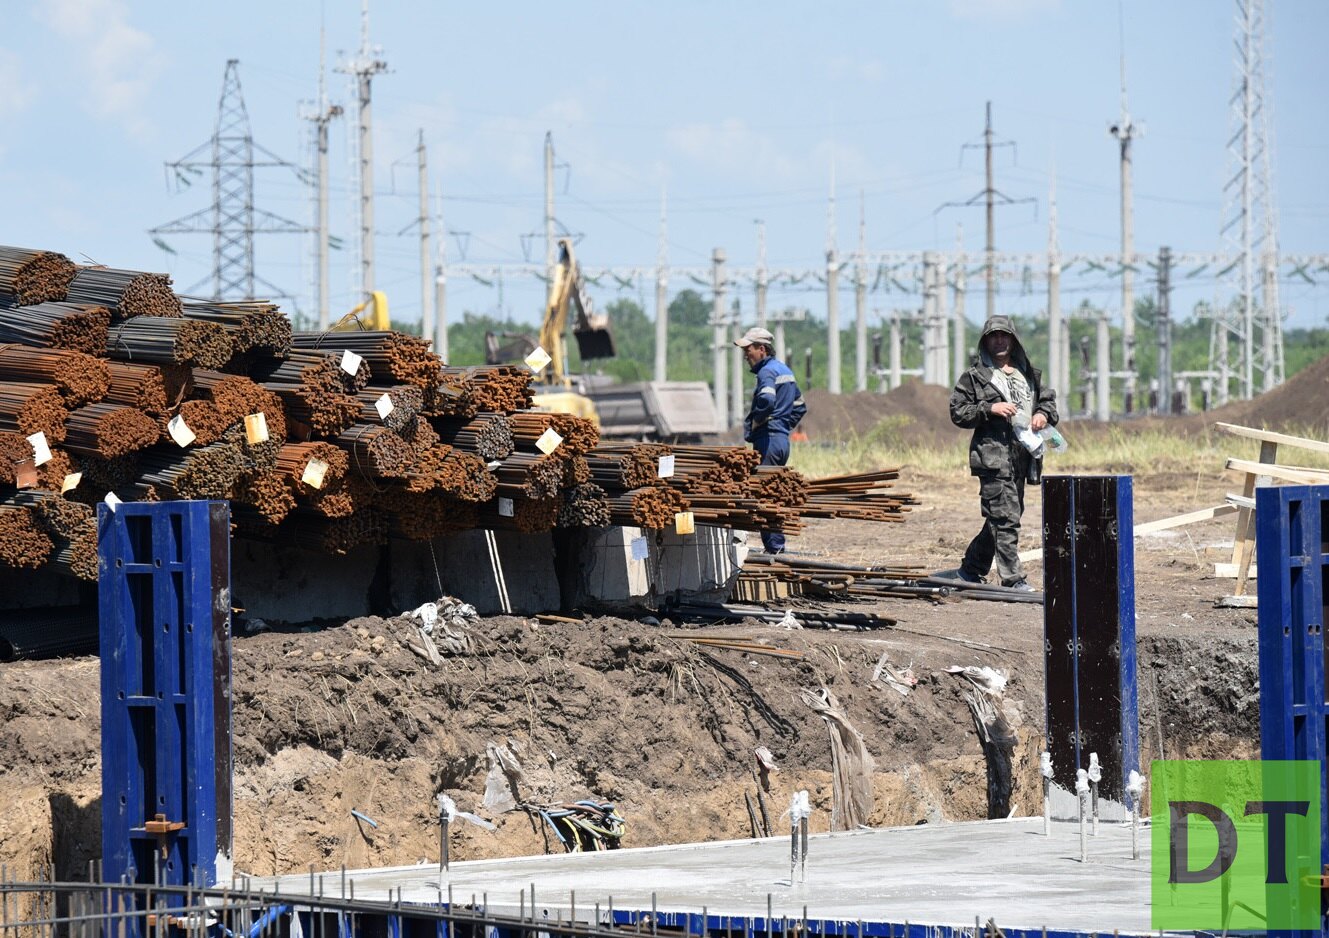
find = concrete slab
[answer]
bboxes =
[250,817,1154,934]
[571,525,746,609]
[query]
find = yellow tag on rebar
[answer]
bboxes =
[244,412,269,444]
[167,414,196,448]
[535,427,563,455]
[26,432,51,466]
[674,511,695,535]
[301,458,329,490]
[60,472,82,494]
[524,346,552,373]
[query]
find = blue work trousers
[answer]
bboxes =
[754,433,790,553]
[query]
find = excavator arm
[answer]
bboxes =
[538,239,615,385]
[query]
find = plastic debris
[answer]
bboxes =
[944,665,1008,695]
[871,652,918,696]
[772,609,802,630]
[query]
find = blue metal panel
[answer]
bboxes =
[1255,484,1327,938]
[98,500,232,894]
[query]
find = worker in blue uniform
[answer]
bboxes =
[735,326,807,554]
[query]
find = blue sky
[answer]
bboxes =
[2,0,1327,332]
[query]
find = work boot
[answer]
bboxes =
[934,567,984,584]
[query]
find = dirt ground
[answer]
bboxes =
[0,454,1260,883]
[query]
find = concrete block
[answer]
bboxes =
[571,524,746,609]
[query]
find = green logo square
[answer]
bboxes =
[1151,759,1320,930]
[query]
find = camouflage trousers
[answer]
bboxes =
[961,465,1028,586]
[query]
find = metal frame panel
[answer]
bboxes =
[98,500,232,891]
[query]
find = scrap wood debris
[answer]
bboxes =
[667,599,896,631]
[666,632,804,659]
[735,553,948,604]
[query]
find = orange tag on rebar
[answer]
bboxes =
[301,458,329,490]
[535,428,563,455]
[15,458,37,490]
[244,412,269,444]
[60,472,82,494]
[524,346,552,373]
[167,414,196,448]
[26,432,51,466]
[674,511,695,535]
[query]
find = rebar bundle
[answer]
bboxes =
[293,331,439,388]
[400,443,456,493]
[508,412,600,457]
[181,300,291,355]
[558,482,611,528]
[0,347,109,406]
[234,471,296,525]
[0,382,68,443]
[606,486,689,530]
[587,443,672,489]
[262,384,361,439]
[399,415,439,455]
[337,425,417,479]
[138,442,245,499]
[747,465,809,507]
[494,453,564,500]
[104,361,189,414]
[276,442,347,492]
[561,455,592,486]
[429,413,513,460]
[439,365,533,414]
[275,508,387,554]
[248,349,368,394]
[63,403,160,458]
[479,495,559,533]
[0,303,110,355]
[74,454,140,495]
[0,502,54,569]
[0,432,27,485]
[356,384,423,433]
[66,267,182,318]
[800,469,917,522]
[436,450,497,503]
[0,247,76,304]
[173,400,229,446]
[107,317,233,369]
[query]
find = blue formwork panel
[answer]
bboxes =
[98,500,232,890]
[1042,475,1140,808]
[1255,484,1327,938]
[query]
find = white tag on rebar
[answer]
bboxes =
[104,492,122,512]
[674,511,695,535]
[340,349,363,375]
[535,427,563,454]
[630,536,650,561]
[26,432,51,466]
[486,460,502,470]
[244,412,269,444]
[60,472,82,494]
[374,393,394,420]
[657,454,675,479]
[524,346,552,373]
[302,458,329,490]
[167,414,196,448]
[497,496,515,517]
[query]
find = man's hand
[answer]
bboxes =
[990,402,1017,419]
[1030,412,1048,431]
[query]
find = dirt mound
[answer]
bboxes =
[801,382,963,447]
[1202,352,1329,435]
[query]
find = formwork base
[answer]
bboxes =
[251,817,1154,936]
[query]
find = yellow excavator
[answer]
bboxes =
[485,238,615,423]
[332,290,390,331]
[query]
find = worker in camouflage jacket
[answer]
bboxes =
[736,326,807,554]
[942,315,1058,591]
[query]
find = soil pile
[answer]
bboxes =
[1202,352,1329,435]
[801,382,963,448]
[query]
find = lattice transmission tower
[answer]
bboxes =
[1211,0,1283,403]
[152,60,307,300]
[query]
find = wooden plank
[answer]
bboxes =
[1225,458,1329,485]
[1216,422,1329,456]
[1019,503,1237,563]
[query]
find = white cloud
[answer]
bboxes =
[33,0,163,128]
[947,0,1059,20]
[0,49,35,120]
[666,118,800,183]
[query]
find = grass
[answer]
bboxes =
[789,419,1329,480]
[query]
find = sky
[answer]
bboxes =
[2,0,1328,335]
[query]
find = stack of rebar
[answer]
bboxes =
[356,384,423,433]
[606,485,690,530]
[0,347,109,406]
[0,247,77,304]
[182,300,291,356]
[291,331,439,388]
[66,267,182,318]
[104,361,189,415]
[336,424,416,479]
[493,453,564,499]
[801,469,916,522]
[0,303,110,354]
[107,318,232,369]
[558,482,611,527]
[0,501,54,569]
[586,443,671,489]
[63,404,160,458]
[508,412,600,457]
[0,383,68,443]
[429,413,513,460]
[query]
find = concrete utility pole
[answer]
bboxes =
[888,313,902,391]
[544,132,556,297]
[434,192,448,362]
[712,248,728,429]
[417,131,432,342]
[1157,245,1173,413]
[1109,21,1140,413]
[952,225,967,383]
[1095,309,1111,422]
[825,171,842,394]
[1046,173,1063,404]
[855,193,868,392]
[936,254,951,386]
[730,299,743,431]
[984,102,996,321]
[755,219,768,329]
[654,189,668,382]
[304,27,341,329]
[921,251,938,384]
[340,0,388,299]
